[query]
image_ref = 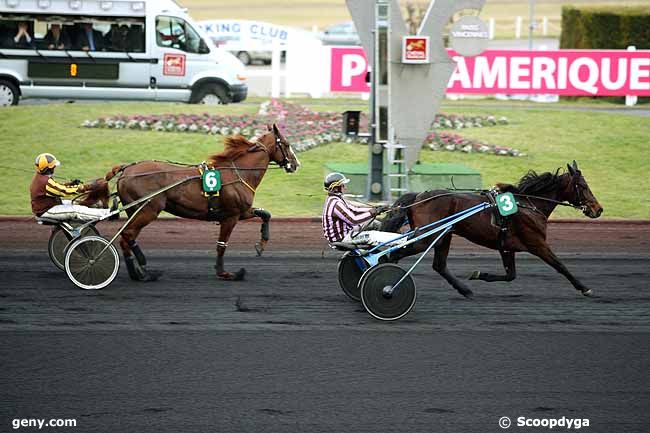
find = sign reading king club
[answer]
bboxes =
[330,47,650,96]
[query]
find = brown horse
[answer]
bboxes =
[381,161,603,298]
[104,124,300,282]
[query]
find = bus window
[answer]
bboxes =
[0,20,35,49]
[39,21,73,50]
[104,22,144,52]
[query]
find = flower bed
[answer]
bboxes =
[425,131,524,157]
[82,99,522,156]
[432,113,509,129]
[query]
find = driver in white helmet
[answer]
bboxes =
[322,172,401,247]
[30,153,110,221]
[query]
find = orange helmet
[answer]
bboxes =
[34,153,60,173]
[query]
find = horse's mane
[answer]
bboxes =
[207,135,254,165]
[497,169,564,195]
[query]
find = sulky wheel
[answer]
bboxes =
[48,224,100,271]
[360,263,416,321]
[64,235,119,290]
[337,253,370,301]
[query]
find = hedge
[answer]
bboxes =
[560,5,650,49]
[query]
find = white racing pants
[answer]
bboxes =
[41,204,110,222]
[343,229,403,248]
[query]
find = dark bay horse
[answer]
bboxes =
[104,124,300,281]
[381,161,603,298]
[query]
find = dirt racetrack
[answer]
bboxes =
[1,218,649,432]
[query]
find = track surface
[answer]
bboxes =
[1,219,649,432]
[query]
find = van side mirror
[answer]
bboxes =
[198,39,210,54]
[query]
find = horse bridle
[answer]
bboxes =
[272,131,290,169]
[570,171,588,211]
[253,130,290,169]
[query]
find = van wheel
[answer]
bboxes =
[236,51,251,65]
[192,83,231,105]
[0,80,19,107]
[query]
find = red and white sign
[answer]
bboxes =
[402,36,429,64]
[330,47,650,96]
[163,53,186,76]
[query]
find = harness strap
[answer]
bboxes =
[230,161,256,193]
[486,191,509,251]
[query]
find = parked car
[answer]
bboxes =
[210,35,272,65]
[320,21,360,46]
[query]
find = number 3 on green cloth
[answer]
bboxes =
[496,192,518,216]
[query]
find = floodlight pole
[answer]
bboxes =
[528,0,535,50]
[366,0,390,202]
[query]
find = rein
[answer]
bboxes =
[512,193,585,211]
[391,190,585,213]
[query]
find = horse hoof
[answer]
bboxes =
[138,270,162,282]
[468,271,481,280]
[255,242,265,257]
[582,289,594,297]
[218,269,246,281]
[460,289,474,299]
[234,268,246,281]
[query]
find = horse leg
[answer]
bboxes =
[119,208,161,282]
[527,243,593,296]
[239,207,271,256]
[387,243,416,263]
[432,234,474,299]
[469,250,517,282]
[215,216,246,281]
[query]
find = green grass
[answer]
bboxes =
[1,98,648,218]
[181,0,650,39]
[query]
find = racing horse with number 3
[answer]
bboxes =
[381,161,603,298]
[104,124,300,282]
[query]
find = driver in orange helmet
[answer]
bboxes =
[30,153,110,221]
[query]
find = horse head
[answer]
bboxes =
[566,160,603,218]
[260,123,300,173]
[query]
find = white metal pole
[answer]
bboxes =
[515,16,522,39]
[626,46,638,107]
[271,41,281,98]
[528,0,535,50]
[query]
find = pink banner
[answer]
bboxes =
[330,47,650,96]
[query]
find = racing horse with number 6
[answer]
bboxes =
[381,161,603,298]
[104,124,300,282]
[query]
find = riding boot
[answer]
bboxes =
[254,208,271,256]
[124,255,145,280]
[128,240,147,266]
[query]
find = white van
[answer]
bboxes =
[0,0,247,106]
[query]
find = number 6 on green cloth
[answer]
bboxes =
[202,169,221,194]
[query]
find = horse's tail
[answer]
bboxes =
[380,192,418,233]
[105,164,127,181]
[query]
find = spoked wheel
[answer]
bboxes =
[48,225,100,271]
[360,263,416,321]
[337,254,370,301]
[64,236,119,290]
